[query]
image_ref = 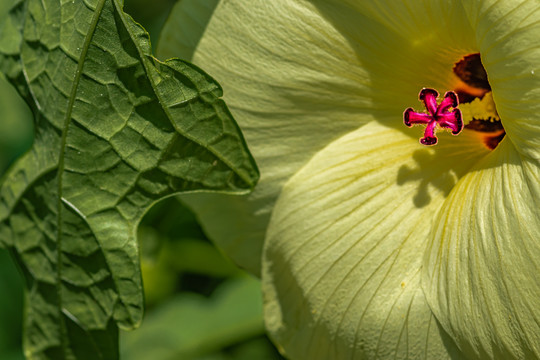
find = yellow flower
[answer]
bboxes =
[159,0,540,358]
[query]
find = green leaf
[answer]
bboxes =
[0,250,24,358]
[0,0,259,358]
[120,276,266,360]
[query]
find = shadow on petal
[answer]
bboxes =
[397,149,458,208]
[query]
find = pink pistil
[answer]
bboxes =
[404,88,463,145]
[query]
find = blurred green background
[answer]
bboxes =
[0,1,283,359]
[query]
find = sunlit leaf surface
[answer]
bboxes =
[0,0,258,358]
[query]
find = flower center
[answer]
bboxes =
[453,53,491,103]
[454,53,505,150]
[403,53,506,150]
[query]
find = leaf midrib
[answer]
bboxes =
[54,0,107,356]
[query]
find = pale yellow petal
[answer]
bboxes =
[263,121,488,359]
[423,138,540,359]
[160,0,371,274]
[159,0,480,274]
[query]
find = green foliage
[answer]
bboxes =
[136,197,241,307]
[121,276,268,360]
[123,0,176,49]
[129,197,283,360]
[0,77,33,173]
[0,0,258,358]
[157,0,219,61]
[0,249,24,360]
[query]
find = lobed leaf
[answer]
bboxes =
[0,0,259,358]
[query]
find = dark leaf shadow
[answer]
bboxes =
[397,149,458,208]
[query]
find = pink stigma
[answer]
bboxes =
[403,88,463,145]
